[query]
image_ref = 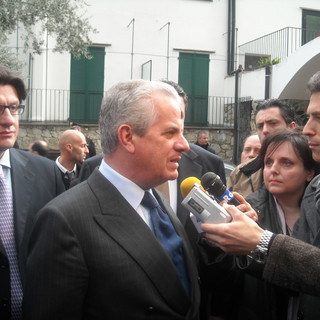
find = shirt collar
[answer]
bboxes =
[99,159,147,211]
[55,156,77,174]
[0,149,11,169]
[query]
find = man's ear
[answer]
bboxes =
[118,124,135,153]
[66,143,73,152]
[288,121,297,129]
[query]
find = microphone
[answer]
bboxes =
[201,172,241,206]
[180,177,232,224]
[180,176,202,199]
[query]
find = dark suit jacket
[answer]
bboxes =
[0,148,65,319]
[70,153,103,187]
[24,169,200,319]
[72,145,226,254]
[177,144,226,226]
[73,144,226,224]
[70,145,226,320]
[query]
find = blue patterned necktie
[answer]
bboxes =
[141,191,190,293]
[0,165,23,319]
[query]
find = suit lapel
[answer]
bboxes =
[10,149,36,248]
[177,149,202,225]
[178,148,202,182]
[88,170,191,314]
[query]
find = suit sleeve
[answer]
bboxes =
[23,205,88,319]
[263,234,320,296]
[216,158,226,185]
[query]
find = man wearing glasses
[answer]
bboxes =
[0,65,65,319]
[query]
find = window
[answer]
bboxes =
[302,9,320,45]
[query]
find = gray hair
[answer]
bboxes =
[99,79,180,155]
[307,71,320,94]
[197,130,209,139]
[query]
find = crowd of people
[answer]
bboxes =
[1,62,320,320]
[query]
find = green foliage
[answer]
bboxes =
[258,57,281,68]
[0,0,97,67]
[0,34,24,74]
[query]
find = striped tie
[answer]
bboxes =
[0,165,23,319]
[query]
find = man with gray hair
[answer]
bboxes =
[24,80,200,319]
[195,130,216,154]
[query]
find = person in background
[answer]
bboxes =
[0,65,65,319]
[28,140,49,157]
[70,122,96,158]
[195,130,216,154]
[224,129,316,320]
[227,99,296,198]
[240,134,261,163]
[56,129,88,189]
[201,70,320,320]
[24,80,200,320]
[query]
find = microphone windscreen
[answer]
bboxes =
[180,177,201,199]
[201,172,226,198]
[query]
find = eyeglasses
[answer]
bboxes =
[0,104,25,115]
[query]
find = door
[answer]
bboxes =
[178,52,209,126]
[69,46,105,124]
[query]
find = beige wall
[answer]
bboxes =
[18,124,101,156]
[18,124,235,162]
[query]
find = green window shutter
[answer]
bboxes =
[178,52,209,126]
[69,47,105,124]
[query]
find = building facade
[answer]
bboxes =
[5,0,320,163]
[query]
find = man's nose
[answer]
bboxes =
[0,108,15,126]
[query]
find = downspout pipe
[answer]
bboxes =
[227,0,236,75]
[265,65,271,99]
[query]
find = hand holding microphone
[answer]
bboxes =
[201,172,258,221]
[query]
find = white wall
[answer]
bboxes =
[236,0,318,44]
[86,0,230,95]
[6,0,320,106]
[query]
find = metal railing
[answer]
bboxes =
[238,27,320,66]
[207,96,251,128]
[21,88,70,123]
[21,88,102,124]
[21,88,251,128]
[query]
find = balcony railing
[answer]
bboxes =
[185,95,252,128]
[21,88,250,128]
[22,88,70,123]
[238,27,320,69]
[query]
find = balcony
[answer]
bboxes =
[238,27,320,70]
[223,27,320,101]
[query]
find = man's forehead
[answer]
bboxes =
[308,93,320,114]
[256,108,283,122]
